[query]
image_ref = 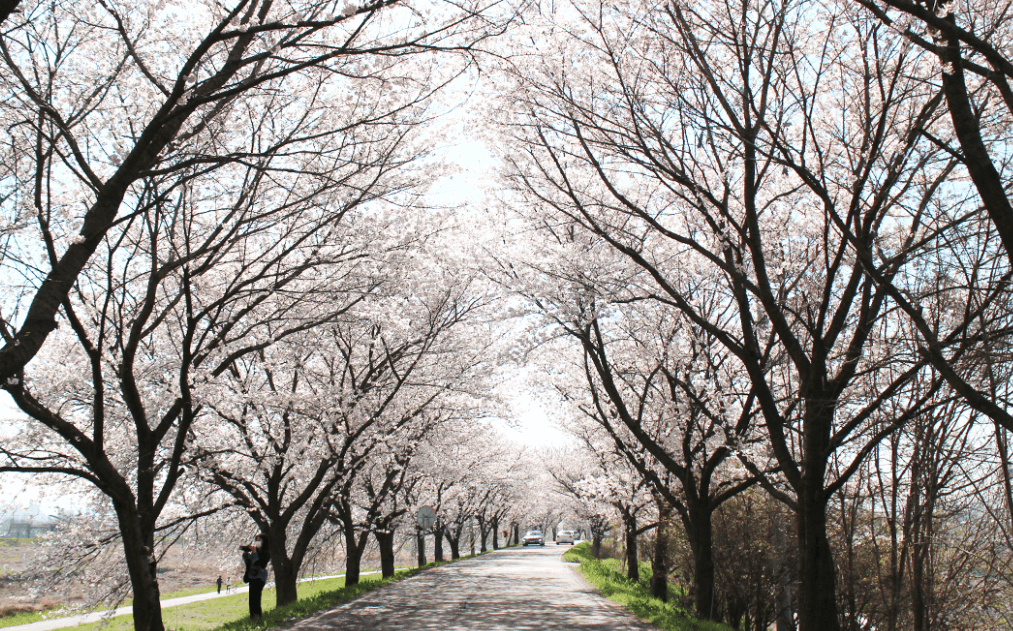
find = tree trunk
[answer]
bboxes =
[911,536,926,631]
[416,528,426,567]
[650,505,670,602]
[911,476,936,631]
[774,516,795,631]
[116,505,164,631]
[492,517,500,550]
[447,531,461,559]
[624,512,639,582]
[687,503,716,621]
[796,483,840,631]
[513,523,519,546]
[434,526,445,562]
[343,528,367,586]
[271,547,299,607]
[0,0,24,28]
[376,530,396,578]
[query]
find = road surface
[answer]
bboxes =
[283,544,655,631]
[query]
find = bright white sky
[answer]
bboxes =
[419,79,575,451]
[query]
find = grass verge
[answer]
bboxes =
[0,605,63,629]
[562,543,733,631]
[0,584,226,628]
[2,560,459,631]
[0,562,430,630]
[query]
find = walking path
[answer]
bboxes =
[4,571,381,631]
[279,545,654,630]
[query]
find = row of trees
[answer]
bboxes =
[5,1,1013,631]
[494,0,1013,629]
[0,2,534,631]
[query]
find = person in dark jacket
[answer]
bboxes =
[241,534,270,621]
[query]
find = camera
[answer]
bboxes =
[239,545,253,552]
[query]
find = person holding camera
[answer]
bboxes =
[241,534,270,621]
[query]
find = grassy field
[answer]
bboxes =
[563,543,733,631]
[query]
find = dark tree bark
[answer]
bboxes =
[0,0,22,25]
[683,501,715,619]
[417,528,426,567]
[446,530,461,560]
[622,509,639,582]
[854,0,1013,266]
[434,524,445,562]
[477,514,489,553]
[342,526,370,587]
[376,529,396,578]
[796,480,838,631]
[650,502,671,602]
[116,503,163,631]
[269,539,299,609]
[938,39,1013,260]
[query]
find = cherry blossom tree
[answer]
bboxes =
[408,429,528,558]
[492,0,995,628]
[854,0,1013,259]
[194,253,494,596]
[0,65,454,629]
[0,179,363,631]
[558,428,655,581]
[490,200,765,617]
[0,0,516,386]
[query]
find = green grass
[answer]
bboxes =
[0,584,233,628]
[0,563,414,629]
[0,609,53,628]
[1,562,453,631]
[562,543,733,631]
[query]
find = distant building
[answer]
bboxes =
[0,507,58,538]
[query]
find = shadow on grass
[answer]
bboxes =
[562,543,733,631]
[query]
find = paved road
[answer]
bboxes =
[283,545,655,631]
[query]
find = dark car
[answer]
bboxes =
[522,530,545,546]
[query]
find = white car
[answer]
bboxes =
[522,530,545,546]
[555,529,576,545]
